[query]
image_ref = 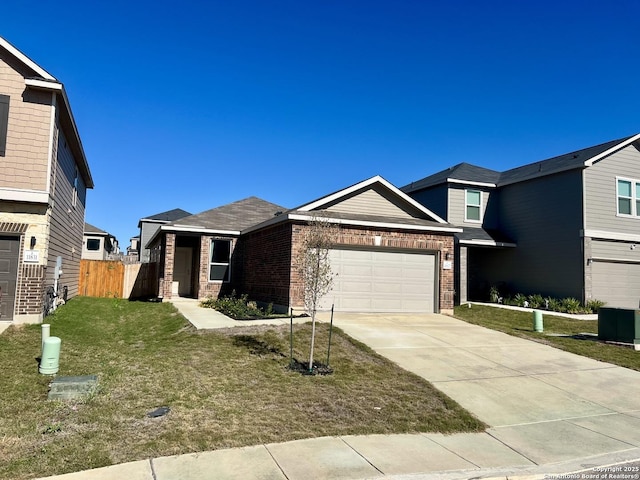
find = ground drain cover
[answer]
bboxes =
[48,375,98,401]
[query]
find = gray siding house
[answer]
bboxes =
[403,134,640,309]
[137,208,191,263]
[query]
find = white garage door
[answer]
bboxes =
[320,249,437,313]
[592,261,640,309]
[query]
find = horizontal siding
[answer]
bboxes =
[489,170,584,299]
[585,144,640,234]
[0,51,51,191]
[46,125,85,299]
[326,185,423,219]
[448,186,493,227]
[408,185,448,221]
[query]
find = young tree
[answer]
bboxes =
[298,215,338,372]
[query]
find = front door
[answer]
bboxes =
[174,247,193,297]
[0,235,20,321]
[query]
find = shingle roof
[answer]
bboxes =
[403,135,639,192]
[168,197,286,232]
[498,135,634,185]
[402,163,501,192]
[142,208,192,223]
[84,223,107,235]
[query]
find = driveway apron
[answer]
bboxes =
[329,312,640,466]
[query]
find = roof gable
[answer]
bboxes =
[297,175,447,224]
[402,163,500,193]
[140,208,192,224]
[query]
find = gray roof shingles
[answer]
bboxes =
[168,197,286,233]
[143,208,192,222]
[403,135,636,191]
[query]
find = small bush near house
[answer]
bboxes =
[488,285,605,314]
[200,291,276,319]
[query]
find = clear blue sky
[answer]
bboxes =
[3,1,640,246]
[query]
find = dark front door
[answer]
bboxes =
[0,235,20,321]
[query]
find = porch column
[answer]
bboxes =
[459,245,468,304]
[163,233,176,299]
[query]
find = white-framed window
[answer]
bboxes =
[465,189,482,222]
[209,239,231,282]
[86,239,100,251]
[617,177,640,217]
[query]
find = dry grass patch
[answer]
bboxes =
[0,297,485,479]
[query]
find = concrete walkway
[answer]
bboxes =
[38,301,640,480]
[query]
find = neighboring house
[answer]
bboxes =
[82,223,117,260]
[0,36,93,323]
[138,208,191,263]
[148,176,460,314]
[403,134,640,309]
[126,235,140,260]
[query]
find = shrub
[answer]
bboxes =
[513,293,527,307]
[561,297,582,314]
[200,291,272,319]
[586,299,606,313]
[489,285,500,303]
[527,294,544,309]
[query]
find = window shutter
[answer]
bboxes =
[0,95,9,157]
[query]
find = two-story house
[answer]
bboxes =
[403,134,640,309]
[0,36,93,323]
[138,208,191,263]
[82,223,117,260]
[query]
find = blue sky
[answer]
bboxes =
[3,1,640,246]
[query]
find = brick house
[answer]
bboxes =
[149,176,459,314]
[0,36,93,323]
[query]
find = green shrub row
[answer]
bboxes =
[488,286,605,314]
[200,291,274,319]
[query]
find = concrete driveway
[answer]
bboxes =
[327,311,640,466]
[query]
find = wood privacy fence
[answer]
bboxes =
[79,260,158,299]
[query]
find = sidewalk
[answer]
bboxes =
[36,300,640,480]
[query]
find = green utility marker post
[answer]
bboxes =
[533,310,544,332]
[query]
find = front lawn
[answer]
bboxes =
[453,304,640,371]
[0,297,485,480]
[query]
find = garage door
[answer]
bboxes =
[592,261,640,309]
[320,249,437,313]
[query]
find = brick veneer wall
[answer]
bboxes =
[161,233,176,299]
[240,220,455,313]
[16,263,45,316]
[197,235,237,299]
[236,222,293,307]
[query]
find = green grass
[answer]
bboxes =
[0,297,485,480]
[453,304,640,371]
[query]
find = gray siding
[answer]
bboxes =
[47,125,86,299]
[407,185,448,221]
[326,185,424,219]
[448,186,495,227]
[591,239,640,261]
[473,170,585,300]
[140,222,163,263]
[584,144,640,234]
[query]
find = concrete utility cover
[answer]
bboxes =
[48,375,98,401]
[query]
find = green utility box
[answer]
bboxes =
[598,307,640,347]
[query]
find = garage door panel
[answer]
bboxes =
[322,249,437,313]
[592,261,640,309]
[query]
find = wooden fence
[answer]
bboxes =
[79,260,158,299]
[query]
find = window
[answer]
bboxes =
[209,239,231,282]
[86,239,100,251]
[465,189,482,222]
[617,178,640,217]
[0,94,9,157]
